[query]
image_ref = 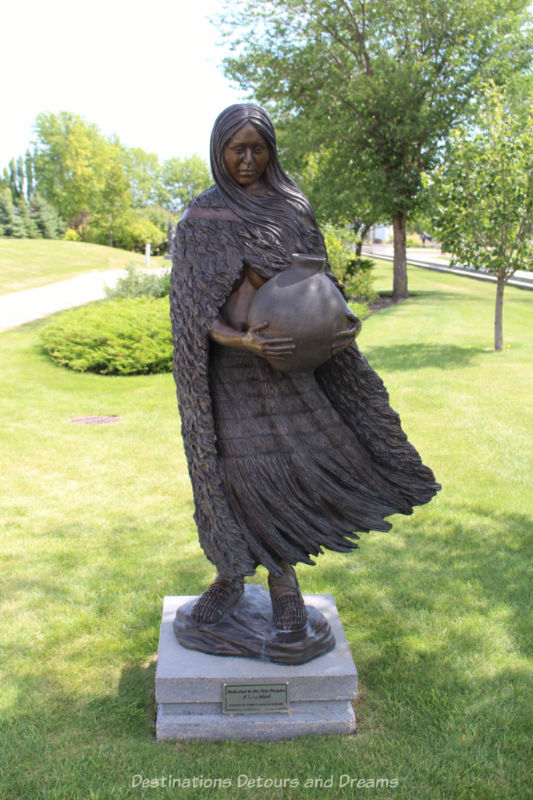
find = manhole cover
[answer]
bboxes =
[70,415,123,425]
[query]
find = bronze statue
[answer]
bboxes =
[170,104,439,643]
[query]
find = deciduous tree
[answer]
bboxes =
[121,146,163,207]
[219,0,532,299]
[429,87,532,351]
[32,112,109,229]
[159,155,211,213]
[93,145,132,247]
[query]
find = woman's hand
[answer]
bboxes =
[331,312,362,357]
[242,321,296,360]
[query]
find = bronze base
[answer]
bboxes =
[173,584,335,665]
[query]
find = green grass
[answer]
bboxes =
[1,262,532,800]
[0,239,167,294]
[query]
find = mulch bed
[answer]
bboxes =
[349,294,410,316]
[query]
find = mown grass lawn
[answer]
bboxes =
[0,262,531,800]
[0,239,166,294]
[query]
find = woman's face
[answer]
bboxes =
[223,123,269,189]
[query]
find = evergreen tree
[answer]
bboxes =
[16,157,25,200]
[0,189,26,237]
[8,158,23,201]
[24,150,35,201]
[30,193,65,239]
[16,197,41,238]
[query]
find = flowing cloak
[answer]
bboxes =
[170,186,440,579]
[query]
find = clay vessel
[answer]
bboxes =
[248,253,357,373]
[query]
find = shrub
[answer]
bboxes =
[111,215,167,254]
[105,264,171,299]
[86,214,167,254]
[135,204,175,232]
[346,256,374,274]
[322,223,377,303]
[63,227,81,241]
[322,224,353,278]
[41,297,173,375]
[344,268,378,306]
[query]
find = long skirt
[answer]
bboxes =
[209,343,413,571]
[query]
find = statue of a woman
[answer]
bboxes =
[170,104,439,633]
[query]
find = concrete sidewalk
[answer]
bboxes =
[0,268,167,332]
[1,251,530,334]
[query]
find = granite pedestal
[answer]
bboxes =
[155,586,357,741]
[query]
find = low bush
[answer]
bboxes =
[322,224,377,305]
[346,256,374,273]
[322,224,353,278]
[344,267,378,306]
[105,263,171,299]
[63,227,81,241]
[41,297,173,375]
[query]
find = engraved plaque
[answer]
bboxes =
[222,683,290,714]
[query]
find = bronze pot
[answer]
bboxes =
[248,253,357,373]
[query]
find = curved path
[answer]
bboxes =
[1,253,529,334]
[0,268,168,332]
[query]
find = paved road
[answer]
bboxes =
[363,245,533,290]
[0,268,168,332]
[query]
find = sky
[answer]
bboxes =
[1,0,246,170]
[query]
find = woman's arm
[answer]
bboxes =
[210,267,295,359]
[210,316,295,359]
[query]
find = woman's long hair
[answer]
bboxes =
[210,104,318,243]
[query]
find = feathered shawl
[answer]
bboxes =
[170,186,439,578]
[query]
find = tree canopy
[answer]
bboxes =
[159,155,212,213]
[219,0,533,298]
[32,112,111,228]
[0,111,213,250]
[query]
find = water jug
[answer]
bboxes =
[248,253,358,373]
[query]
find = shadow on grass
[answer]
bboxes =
[2,507,532,799]
[336,504,531,645]
[376,289,461,302]
[84,660,158,735]
[364,342,483,371]
[407,289,476,302]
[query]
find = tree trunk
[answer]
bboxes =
[357,223,372,258]
[392,212,408,300]
[494,274,505,351]
[109,228,114,248]
[352,220,371,260]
